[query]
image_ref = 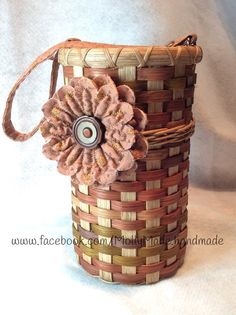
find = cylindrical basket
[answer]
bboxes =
[3,34,202,285]
[59,35,202,284]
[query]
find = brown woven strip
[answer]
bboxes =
[111,181,145,192]
[90,205,120,220]
[111,200,145,212]
[80,257,99,276]
[161,207,182,225]
[136,169,166,181]
[83,67,119,80]
[72,208,97,224]
[112,219,145,231]
[73,203,185,224]
[89,187,120,200]
[120,80,147,91]
[136,90,172,102]
[160,259,180,278]
[165,99,186,112]
[137,261,165,274]
[165,77,186,89]
[137,67,175,80]
[137,188,166,201]
[112,272,145,284]
[185,64,196,74]
[93,258,121,273]
[72,187,189,213]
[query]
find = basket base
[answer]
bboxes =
[75,252,185,285]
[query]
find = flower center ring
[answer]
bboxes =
[72,116,103,149]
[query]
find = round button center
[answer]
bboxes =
[72,116,103,149]
[83,127,93,138]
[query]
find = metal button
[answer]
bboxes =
[72,116,103,148]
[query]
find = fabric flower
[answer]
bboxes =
[40,74,148,186]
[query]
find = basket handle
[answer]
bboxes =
[167,33,197,47]
[2,38,84,142]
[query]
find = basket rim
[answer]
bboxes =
[58,44,203,67]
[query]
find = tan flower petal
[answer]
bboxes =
[42,98,74,125]
[94,83,118,118]
[57,145,79,176]
[40,121,72,140]
[55,146,83,177]
[40,121,53,139]
[76,169,97,186]
[105,124,135,150]
[68,153,84,175]
[97,160,118,186]
[117,150,135,171]
[117,85,135,104]
[76,149,100,185]
[101,102,133,127]
[94,148,108,169]
[130,135,148,160]
[70,77,98,115]
[117,162,138,181]
[130,108,148,131]
[56,86,84,117]
[101,143,120,161]
[52,137,75,152]
[42,138,60,160]
[65,146,83,166]
[82,148,94,169]
[93,74,114,89]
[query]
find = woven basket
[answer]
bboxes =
[3,34,202,285]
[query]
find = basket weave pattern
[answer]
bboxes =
[59,42,202,284]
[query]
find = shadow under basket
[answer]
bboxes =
[58,35,202,284]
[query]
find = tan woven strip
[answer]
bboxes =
[118,65,137,276]
[166,63,186,266]
[71,184,80,265]
[73,65,83,77]
[78,184,92,264]
[97,185,112,282]
[145,75,164,284]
